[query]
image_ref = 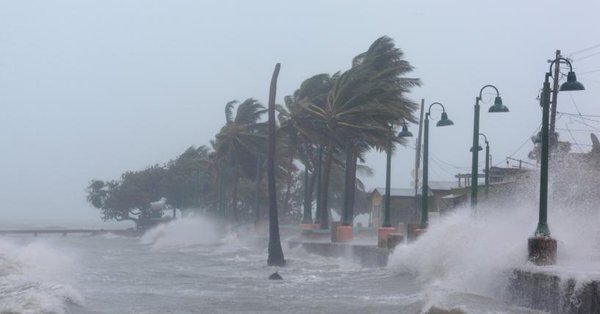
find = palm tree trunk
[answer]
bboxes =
[342,138,352,226]
[319,136,334,229]
[314,145,323,225]
[218,166,225,215]
[231,164,239,222]
[254,158,262,225]
[302,154,313,224]
[348,148,358,225]
[282,154,294,223]
[267,63,285,266]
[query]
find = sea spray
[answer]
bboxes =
[140,216,223,250]
[387,203,536,300]
[0,238,82,314]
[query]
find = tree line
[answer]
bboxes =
[86,36,421,231]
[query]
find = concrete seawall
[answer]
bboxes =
[510,268,600,314]
[288,240,390,267]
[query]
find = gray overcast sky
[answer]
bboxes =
[1,0,599,223]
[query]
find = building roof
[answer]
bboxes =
[428,181,459,190]
[372,187,434,197]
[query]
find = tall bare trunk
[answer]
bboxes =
[314,145,323,225]
[282,153,294,223]
[231,164,239,222]
[347,146,358,226]
[267,63,285,266]
[319,136,334,229]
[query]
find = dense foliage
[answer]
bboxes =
[86,36,420,229]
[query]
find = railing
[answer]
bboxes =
[0,229,136,237]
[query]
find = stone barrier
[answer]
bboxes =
[509,268,600,313]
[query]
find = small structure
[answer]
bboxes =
[138,197,172,231]
[454,166,535,205]
[368,188,432,228]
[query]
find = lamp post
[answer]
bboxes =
[483,134,490,199]
[420,102,454,230]
[471,133,490,199]
[528,56,585,266]
[382,122,413,227]
[377,122,413,247]
[470,85,508,209]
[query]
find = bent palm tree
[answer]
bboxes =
[267,63,285,266]
[304,36,421,229]
[212,98,267,222]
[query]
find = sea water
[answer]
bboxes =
[0,215,551,314]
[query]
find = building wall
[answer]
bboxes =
[370,191,432,228]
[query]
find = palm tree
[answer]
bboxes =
[277,73,338,224]
[304,36,421,229]
[212,98,267,223]
[267,63,285,266]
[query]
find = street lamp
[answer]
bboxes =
[529,56,585,265]
[420,102,454,229]
[471,85,508,209]
[382,121,413,228]
[377,121,413,248]
[470,133,490,199]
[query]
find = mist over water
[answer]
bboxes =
[3,179,599,314]
[386,159,600,310]
[140,216,224,250]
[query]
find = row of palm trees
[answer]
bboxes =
[209,36,421,230]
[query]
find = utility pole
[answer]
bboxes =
[549,49,561,149]
[413,99,425,216]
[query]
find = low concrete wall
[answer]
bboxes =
[509,268,600,314]
[288,240,390,267]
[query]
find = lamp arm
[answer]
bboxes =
[427,102,446,115]
[478,84,500,99]
[478,132,488,143]
[548,57,574,75]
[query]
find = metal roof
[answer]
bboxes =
[428,181,459,190]
[372,187,434,197]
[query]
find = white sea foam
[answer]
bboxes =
[388,202,538,303]
[388,186,600,312]
[140,216,224,250]
[0,238,82,314]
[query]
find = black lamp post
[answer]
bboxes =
[528,56,585,265]
[382,122,413,228]
[421,103,454,229]
[470,85,508,209]
[471,133,490,199]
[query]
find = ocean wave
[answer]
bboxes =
[387,204,533,300]
[0,239,83,314]
[140,217,224,250]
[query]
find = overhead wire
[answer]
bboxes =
[505,122,542,159]
[558,111,600,118]
[563,117,585,152]
[575,51,600,62]
[578,69,600,75]
[565,43,600,57]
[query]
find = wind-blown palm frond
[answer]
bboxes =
[225,100,237,125]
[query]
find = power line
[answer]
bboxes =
[575,50,600,62]
[564,119,585,152]
[556,127,600,132]
[578,69,600,75]
[565,43,600,57]
[558,111,600,118]
[568,93,584,116]
[506,123,542,159]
